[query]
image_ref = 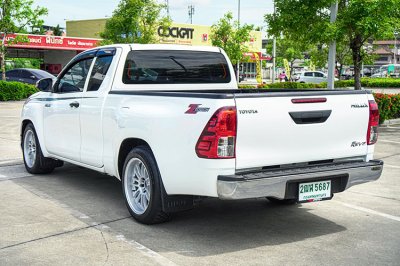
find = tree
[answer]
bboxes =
[52,24,63,36]
[100,0,170,44]
[0,0,47,80]
[210,12,254,67]
[265,0,400,89]
[276,37,307,81]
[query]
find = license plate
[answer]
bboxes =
[298,180,331,202]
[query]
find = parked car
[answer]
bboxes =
[298,71,338,84]
[2,68,56,85]
[22,44,383,224]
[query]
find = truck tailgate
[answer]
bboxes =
[234,92,370,170]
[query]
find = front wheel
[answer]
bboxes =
[122,146,169,224]
[22,123,59,174]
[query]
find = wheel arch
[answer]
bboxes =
[117,138,153,179]
[20,119,33,147]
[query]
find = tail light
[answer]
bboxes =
[196,107,237,159]
[367,100,379,145]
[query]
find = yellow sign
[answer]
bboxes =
[253,52,262,84]
[283,59,290,79]
[157,22,262,52]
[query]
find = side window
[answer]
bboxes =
[57,58,93,93]
[87,55,113,91]
[20,70,34,79]
[7,70,20,77]
[304,72,313,77]
[314,72,324,77]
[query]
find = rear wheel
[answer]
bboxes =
[122,146,169,224]
[267,197,297,205]
[22,123,60,174]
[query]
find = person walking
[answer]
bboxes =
[279,71,287,82]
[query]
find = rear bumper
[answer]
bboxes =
[217,160,383,200]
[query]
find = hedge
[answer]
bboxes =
[241,78,400,90]
[0,81,38,101]
[373,93,400,123]
[257,82,323,89]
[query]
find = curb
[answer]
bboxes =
[381,118,400,127]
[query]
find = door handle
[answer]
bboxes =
[44,103,51,108]
[70,101,80,108]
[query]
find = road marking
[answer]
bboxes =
[337,202,400,222]
[385,164,400,169]
[379,140,400,144]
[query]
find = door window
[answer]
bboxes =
[87,55,113,91]
[314,72,324,77]
[57,58,94,93]
[304,72,313,77]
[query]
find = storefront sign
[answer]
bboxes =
[3,33,100,51]
[158,26,194,39]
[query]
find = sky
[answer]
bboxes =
[32,0,274,30]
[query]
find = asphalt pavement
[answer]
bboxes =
[0,101,399,265]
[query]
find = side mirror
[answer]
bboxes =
[30,75,36,80]
[36,78,53,92]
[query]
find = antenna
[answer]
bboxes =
[188,5,195,24]
[165,0,170,17]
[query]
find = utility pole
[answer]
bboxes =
[327,1,338,90]
[272,1,276,83]
[394,32,398,64]
[188,5,195,24]
[236,0,241,83]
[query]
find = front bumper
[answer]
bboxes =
[217,160,383,200]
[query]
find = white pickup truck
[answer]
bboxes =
[21,44,383,224]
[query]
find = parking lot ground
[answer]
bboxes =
[0,101,399,265]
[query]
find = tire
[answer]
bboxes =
[267,197,298,205]
[122,146,169,224]
[22,123,58,174]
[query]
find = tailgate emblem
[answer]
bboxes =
[185,104,210,114]
[351,103,368,108]
[239,110,258,114]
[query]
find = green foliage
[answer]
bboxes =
[0,81,38,101]
[320,78,400,88]
[100,0,170,44]
[238,84,257,89]
[52,24,63,36]
[265,0,400,90]
[258,82,323,89]
[6,58,42,70]
[373,93,400,123]
[210,12,254,65]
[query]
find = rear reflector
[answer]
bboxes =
[291,98,327,104]
[196,107,237,159]
[367,100,379,145]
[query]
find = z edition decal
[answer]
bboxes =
[185,104,210,114]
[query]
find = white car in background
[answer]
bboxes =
[298,71,337,84]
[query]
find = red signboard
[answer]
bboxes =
[243,52,272,61]
[3,33,100,51]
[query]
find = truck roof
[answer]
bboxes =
[89,43,222,53]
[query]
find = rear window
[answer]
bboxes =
[123,50,231,84]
